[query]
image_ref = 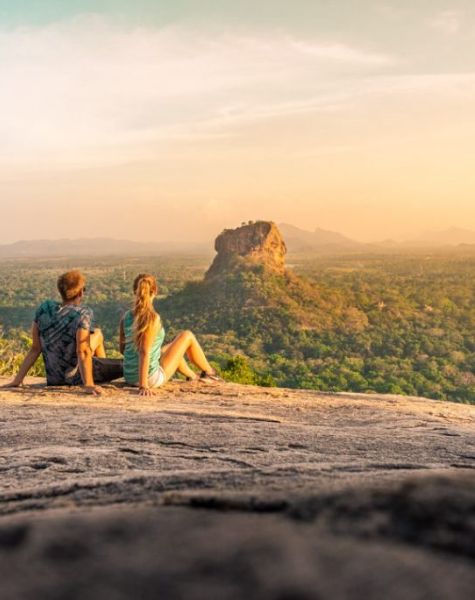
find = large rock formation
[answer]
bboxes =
[160,219,367,338]
[205,221,287,279]
[0,378,474,599]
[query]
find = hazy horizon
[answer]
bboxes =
[0,222,474,248]
[3,226,475,246]
[1,1,475,244]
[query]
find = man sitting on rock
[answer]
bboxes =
[3,270,123,395]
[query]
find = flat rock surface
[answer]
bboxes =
[0,377,474,599]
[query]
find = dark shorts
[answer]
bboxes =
[59,357,123,386]
[92,358,124,384]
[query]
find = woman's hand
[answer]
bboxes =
[138,386,156,396]
[84,385,103,396]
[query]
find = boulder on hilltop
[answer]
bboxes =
[205,221,287,279]
[159,220,368,343]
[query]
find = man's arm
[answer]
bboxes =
[76,328,102,395]
[2,323,42,387]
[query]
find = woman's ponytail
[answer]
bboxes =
[132,274,159,349]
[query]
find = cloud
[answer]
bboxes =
[429,10,462,35]
[286,40,391,65]
[0,17,394,167]
[2,15,475,175]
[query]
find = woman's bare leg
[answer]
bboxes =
[161,343,197,379]
[90,329,106,358]
[160,331,212,380]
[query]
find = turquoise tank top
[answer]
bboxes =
[123,310,165,385]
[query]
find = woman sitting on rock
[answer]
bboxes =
[119,274,221,395]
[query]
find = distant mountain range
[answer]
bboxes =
[404,227,475,246]
[0,226,473,258]
[0,238,211,258]
[278,224,363,252]
[278,224,475,253]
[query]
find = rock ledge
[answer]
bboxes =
[0,378,474,599]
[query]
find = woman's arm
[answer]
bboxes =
[2,323,42,387]
[119,317,125,355]
[138,318,159,396]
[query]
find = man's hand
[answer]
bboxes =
[1,379,24,389]
[138,386,156,396]
[84,385,103,396]
[2,323,41,391]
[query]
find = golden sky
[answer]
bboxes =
[1,2,474,243]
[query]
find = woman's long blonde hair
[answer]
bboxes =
[132,273,160,349]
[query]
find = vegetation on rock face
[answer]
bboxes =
[158,223,474,404]
[158,254,474,403]
[0,249,473,404]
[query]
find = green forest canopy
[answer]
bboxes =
[0,251,473,404]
